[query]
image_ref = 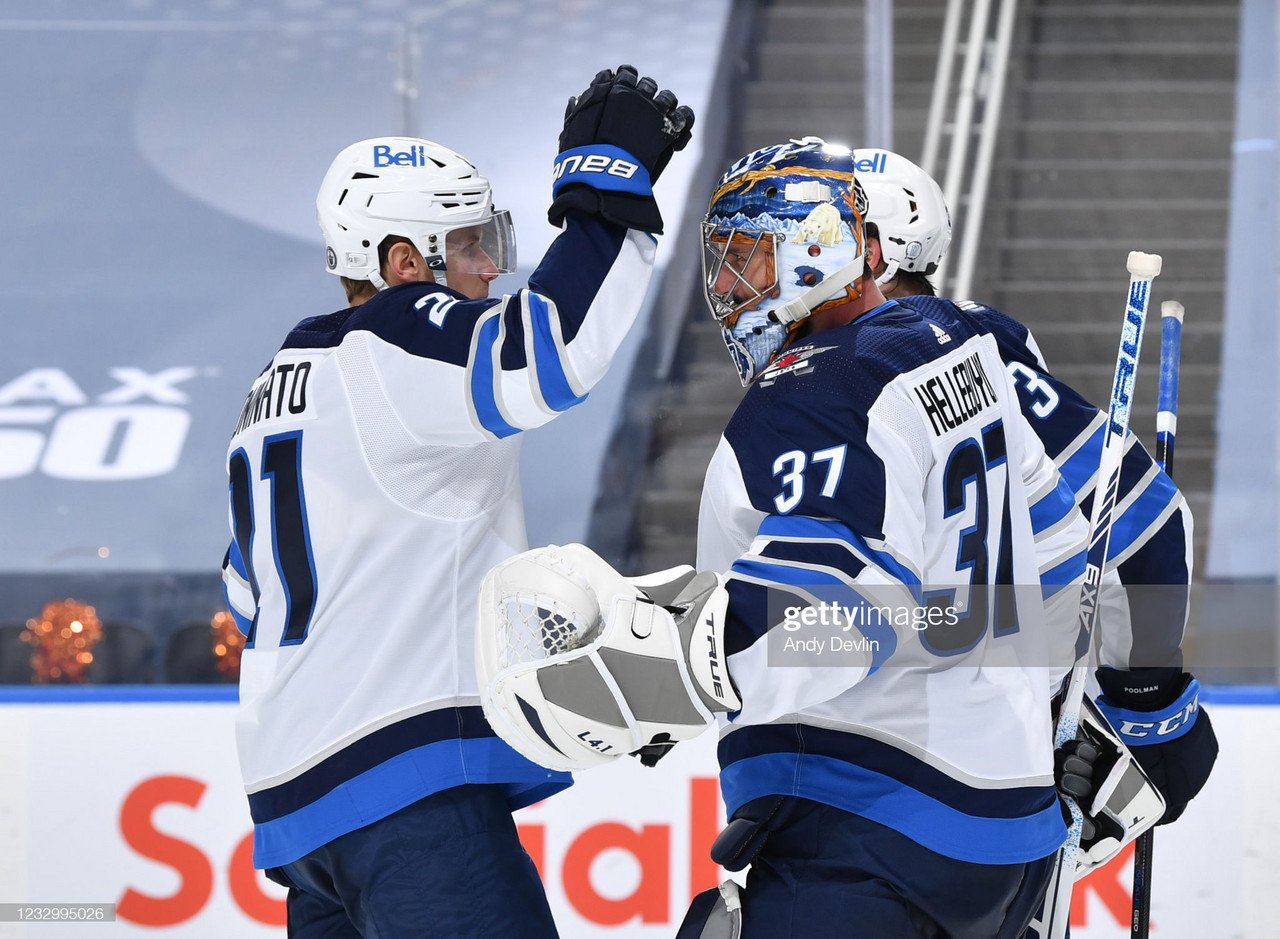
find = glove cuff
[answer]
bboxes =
[1097,676,1203,747]
[548,187,664,234]
[552,145,653,198]
[1095,665,1184,709]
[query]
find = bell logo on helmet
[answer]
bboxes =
[852,151,888,175]
[372,144,435,168]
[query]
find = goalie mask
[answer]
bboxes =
[316,136,516,291]
[701,137,869,385]
[853,148,952,287]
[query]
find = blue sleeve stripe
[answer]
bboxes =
[729,558,897,669]
[1057,423,1106,495]
[469,315,521,438]
[1030,476,1077,535]
[1107,470,1179,560]
[226,602,252,638]
[527,292,587,412]
[756,515,921,589]
[1040,549,1087,599]
[760,539,867,583]
[226,540,248,579]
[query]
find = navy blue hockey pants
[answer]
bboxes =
[690,796,1056,938]
[266,784,557,938]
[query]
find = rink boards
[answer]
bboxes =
[0,686,1274,939]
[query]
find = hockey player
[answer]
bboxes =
[853,147,1218,837]
[219,66,693,937]
[473,139,1096,937]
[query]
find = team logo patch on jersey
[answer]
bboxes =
[757,345,835,386]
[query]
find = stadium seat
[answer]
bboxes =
[87,622,156,684]
[0,624,33,684]
[164,622,234,684]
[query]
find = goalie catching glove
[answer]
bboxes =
[475,544,740,773]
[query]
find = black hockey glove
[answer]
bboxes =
[548,64,695,234]
[1095,666,1219,825]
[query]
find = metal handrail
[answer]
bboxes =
[922,0,1020,300]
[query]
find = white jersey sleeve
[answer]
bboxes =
[308,215,655,447]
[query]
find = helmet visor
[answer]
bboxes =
[701,224,780,327]
[443,210,516,276]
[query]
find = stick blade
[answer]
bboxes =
[1127,251,1163,278]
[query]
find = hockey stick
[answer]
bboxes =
[1030,251,1163,939]
[1129,299,1184,938]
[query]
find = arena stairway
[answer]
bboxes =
[627,0,1237,580]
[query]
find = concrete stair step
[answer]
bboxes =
[993,197,1228,239]
[998,316,1223,367]
[992,237,1225,280]
[1030,6,1238,44]
[743,81,936,116]
[1012,120,1233,161]
[1006,159,1231,200]
[977,282,1218,330]
[756,41,973,84]
[1021,80,1234,122]
[1026,43,1236,81]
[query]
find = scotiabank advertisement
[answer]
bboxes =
[0,689,1271,938]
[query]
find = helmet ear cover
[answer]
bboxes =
[700,138,869,384]
[316,137,516,290]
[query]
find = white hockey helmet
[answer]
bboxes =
[852,148,951,286]
[316,136,515,290]
[702,137,869,385]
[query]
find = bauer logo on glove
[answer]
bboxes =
[475,544,739,773]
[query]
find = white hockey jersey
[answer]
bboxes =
[697,298,1089,865]
[221,214,655,868]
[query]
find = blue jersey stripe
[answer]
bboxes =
[1058,424,1106,494]
[527,292,587,412]
[718,753,1064,865]
[251,737,571,868]
[226,540,249,579]
[250,706,516,821]
[225,602,252,637]
[759,539,867,582]
[1107,470,1179,560]
[469,315,521,438]
[1030,476,1077,535]
[756,515,921,589]
[729,558,897,669]
[1041,549,1087,599]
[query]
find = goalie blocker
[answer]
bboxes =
[475,544,740,773]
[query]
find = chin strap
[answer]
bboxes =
[874,257,902,287]
[768,254,865,325]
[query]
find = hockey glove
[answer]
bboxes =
[475,544,739,773]
[548,65,695,234]
[1095,666,1218,825]
[1055,697,1166,876]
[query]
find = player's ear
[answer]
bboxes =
[863,224,884,278]
[383,240,432,286]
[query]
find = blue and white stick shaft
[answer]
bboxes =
[1131,299,1183,938]
[1156,301,1184,473]
[1036,251,1163,939]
